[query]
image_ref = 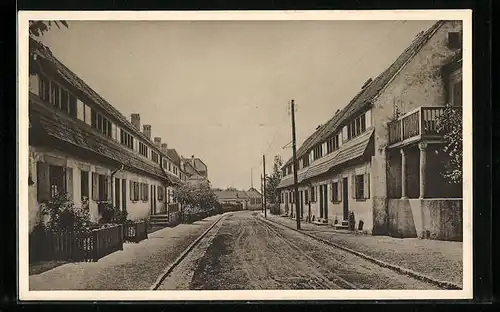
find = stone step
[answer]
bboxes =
[334,224,349,230]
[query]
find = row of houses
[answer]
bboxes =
[27,36,209,232]
[214,188,263,210]
[277,20,463,241]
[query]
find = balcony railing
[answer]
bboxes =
[388,106,460,146]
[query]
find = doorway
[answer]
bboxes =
[151,185,156,215]
[342,177,349,220]
[319,184,328,219]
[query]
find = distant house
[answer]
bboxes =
[214,190,249,210]
[245,187,262,210]
[277,21,463,241]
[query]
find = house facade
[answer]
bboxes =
[277,21,463,241]
[27,37,198,231]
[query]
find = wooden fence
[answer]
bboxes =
[123,220,148,243]
[29,224,124,263]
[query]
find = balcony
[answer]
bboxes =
[387,106,460,147]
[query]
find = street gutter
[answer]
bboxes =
[150,212,231,290]
[259,215,462,290]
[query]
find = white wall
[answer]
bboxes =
[28,146,169,232]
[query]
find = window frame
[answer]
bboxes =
[355,174,365,200]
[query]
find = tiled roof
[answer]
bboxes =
[246,187,262,198]
[283,21,443,168]
[30,94,173,182]
[167,148,180,165]
[215,190,250,200]
[29,37,169,161]
[277,128,374,189]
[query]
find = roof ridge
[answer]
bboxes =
[282,20,443,168]
[30,37,176,161]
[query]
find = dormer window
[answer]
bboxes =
[326,133,340,154]
[302,155,310,167]
[347,114,366,140]
[313,144,323,160]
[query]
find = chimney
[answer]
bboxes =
[161,143,168,155]
[191,155,195,165]
[154,137,161,148]
[143,124,151,140]
[361,78,373,89]
[131,113,140,130]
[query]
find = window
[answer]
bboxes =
[140,183,149,202]
[347,114,367,140]
[49,165,65,200]
[91,109,112,137]
[130,181,140,201]
[120,129,134,149]
[91,172,110,201]
[39,75,50,102]
[139,142,148,157]
[353,173,370,200]
[313,145,323,160]
[81,170,89,201]
[281,192,284,203]
[331,181,340,202]
[355,175,364,200]
[151,151,159,164]
[158,185,164,201]
[302,156,309,167]
[250,198,256,205]
[447,32,461,49]
[256,197,262,205]
[310,186,316,202]
[40,77,77,118]
[168,162,172,172]
[326,134,340,154]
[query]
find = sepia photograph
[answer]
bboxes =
[18,10,472,301]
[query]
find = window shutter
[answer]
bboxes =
[107,176,112,201]
[91,172,98,201]
[330,183,334,202]
[338,180,342,202]
[129,181,133,201]
[36,162,50,202]
[351,175,355,199]
[65,167,73,201]
[364,173,370,199]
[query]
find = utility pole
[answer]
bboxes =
[263,155,267,218]
[291,99,301,230]
[260,174,264,213]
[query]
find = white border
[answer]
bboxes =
[18,10,473,301]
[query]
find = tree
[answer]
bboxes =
[225,186,238,191]
[437,105,462,185]
[173,183,218,214]
[29,21,69,38]
[265,155,283,208]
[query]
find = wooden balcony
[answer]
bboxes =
[388,106,461,147]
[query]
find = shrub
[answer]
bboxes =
[40,192,95,235]
[98,202,127,225]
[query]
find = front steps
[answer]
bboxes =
[149,214,172,227]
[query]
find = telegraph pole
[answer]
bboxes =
[291,99,301,230]
[260,174,264,212]
[263,155,267,218]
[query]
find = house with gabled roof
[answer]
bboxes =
[277,20,463,241]
[27,37,198,230]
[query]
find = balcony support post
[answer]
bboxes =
[400,148,408,199]
[418,142,427,199]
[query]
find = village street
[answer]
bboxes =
[29,210,462,291]
[158,211,443,290]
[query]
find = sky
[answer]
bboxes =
[38,19,436,190]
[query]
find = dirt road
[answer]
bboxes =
[158,211,440,290]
